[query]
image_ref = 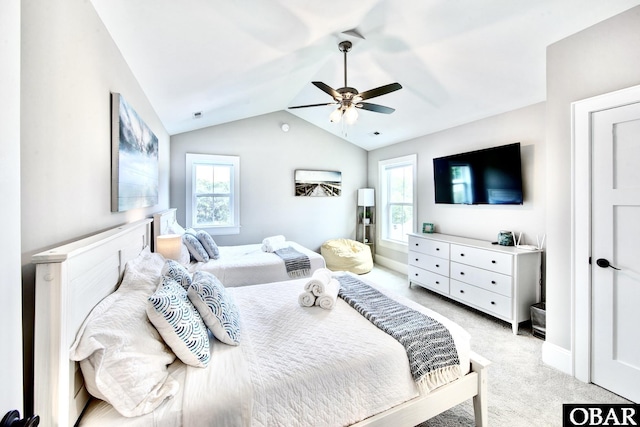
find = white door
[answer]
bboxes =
[591,102,640,403]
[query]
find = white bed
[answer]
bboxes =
[32,218,490,427]
[153,209,326,286]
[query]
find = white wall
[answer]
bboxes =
[545,6,640,354]
[20,0,170,414]
[170,111,368,251]
[1,0,23,417]
[367,103,546,268]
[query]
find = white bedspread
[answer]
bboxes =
[183,277,470,426]
[79,276,470,427]
[188,242,326,287]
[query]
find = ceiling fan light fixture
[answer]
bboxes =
[329,107,343,123]
[344,105,358,124]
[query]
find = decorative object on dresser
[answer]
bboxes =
[356,188,375,256]
[408,232,542,334]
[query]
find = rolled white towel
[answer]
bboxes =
[298,291,316,307]
[261,235,287,252]
[304,268,333,296]
[314,278,340,310]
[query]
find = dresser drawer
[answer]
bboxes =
[408,265,450,294]
[450,262,512,297]
[408,251,449,276]
[450,244,512,275]
[450,280,512,319]
[408,235,449,258]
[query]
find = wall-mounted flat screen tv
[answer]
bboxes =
[433,142,523,205]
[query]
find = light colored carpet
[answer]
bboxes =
[360,265,630,427]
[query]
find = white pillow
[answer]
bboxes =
[196,230,220,260]
[182,233,210,262]
[167,220,186,236]
[188,271,241,346]
[161,259,192,290]
[147,277,211,367]
[69,248,179,418]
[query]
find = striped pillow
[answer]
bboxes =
[188,271,241,346]
[147,277,210,367]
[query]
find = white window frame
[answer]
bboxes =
[185,153,240,235]
[378,154,417,252]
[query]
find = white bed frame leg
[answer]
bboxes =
[470,352,491,426]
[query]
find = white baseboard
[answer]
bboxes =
[374,254,408,275]
[541,341,573,376]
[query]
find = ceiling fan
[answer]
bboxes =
[289,40,402,124]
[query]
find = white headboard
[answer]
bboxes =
[152,208,178,250]
[32,218,152,427]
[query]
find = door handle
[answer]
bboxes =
[596,258,620,270]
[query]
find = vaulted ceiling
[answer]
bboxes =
[91,0,640,150]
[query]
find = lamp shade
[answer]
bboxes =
[156,234,182,260]
[357,188,375,207]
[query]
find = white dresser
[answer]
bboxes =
[408,232,541,334]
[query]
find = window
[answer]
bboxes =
[186,153,240,235]
[378,154,416,248]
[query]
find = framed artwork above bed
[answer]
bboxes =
[294,169,342,197]
[111,92,159,212]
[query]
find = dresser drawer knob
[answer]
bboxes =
[460,253,465,257]
[436,248,440,251]
[415,258,419,262]
[414,273,419,277]
[459,290,464,294]
[491,301,496,305]
[492,260,496,264]
[460,272,465,275]
[435,264,440,268]
[435,281,440,284]
[491,280,496,284]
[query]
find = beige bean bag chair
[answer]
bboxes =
[321,238,373,274]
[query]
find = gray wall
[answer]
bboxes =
[1,0,23,417]
[20,0,170,413]
[368,102,546,267]
[545,6,640,352]
[170,111,368,251]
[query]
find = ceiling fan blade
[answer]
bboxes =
[288,102,337,109]
[312,81,341,100]
[358,82,402,101]
[357,102,395,114]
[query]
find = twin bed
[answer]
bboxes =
[32,217,490,426]
[152,209,326,286]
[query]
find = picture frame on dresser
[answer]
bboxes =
[408,232,542,334]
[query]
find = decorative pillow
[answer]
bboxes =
[179,242,192,265]
[188,271,241,346]
[69,247,178,418]
[196,230,220,260]
[147,277,210,367]
[162,259,192,290]
[182,233,210,262]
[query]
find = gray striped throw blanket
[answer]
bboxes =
[274,246,311,278]
[336,274,461,392]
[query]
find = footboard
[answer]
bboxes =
[354,351,490,427]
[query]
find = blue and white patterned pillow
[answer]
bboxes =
[188,271,241,346]
[147,278,210,367]
[196,230,220,260]
[182,233,210,262]
[161,260,192,290]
